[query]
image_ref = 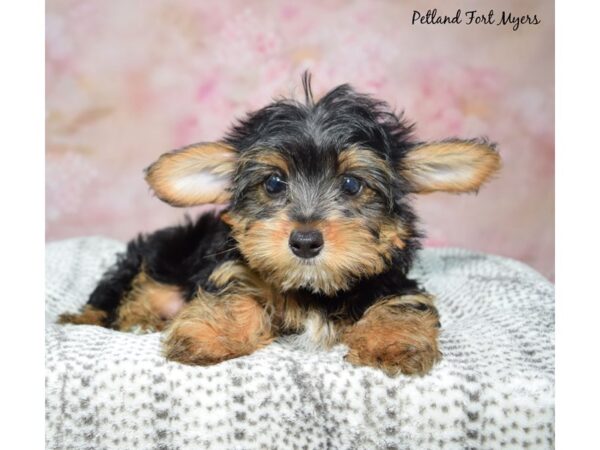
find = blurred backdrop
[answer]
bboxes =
[46,0,554,279]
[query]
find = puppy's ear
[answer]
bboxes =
[400,139,501,194]
[145,142,237,206]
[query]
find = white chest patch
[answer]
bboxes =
[287,312,338,351]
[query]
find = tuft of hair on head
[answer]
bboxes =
[301,70,315,106]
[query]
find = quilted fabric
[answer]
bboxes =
[45,237,554,449]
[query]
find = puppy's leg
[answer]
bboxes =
[58,237,146,328]
[58,214,230,331]
[58,271,184,333]
[57,305,108,326]
[163,261,274,365]
[115,271,184,333]
[343,293,441,376]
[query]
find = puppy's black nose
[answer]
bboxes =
[289,229,324,258]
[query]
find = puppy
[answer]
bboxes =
[59,75,500,376]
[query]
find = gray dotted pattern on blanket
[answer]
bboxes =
[45,237,554,450]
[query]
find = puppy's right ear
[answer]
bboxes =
[145,142,237,207]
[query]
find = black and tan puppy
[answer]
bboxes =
[59,75,500,376]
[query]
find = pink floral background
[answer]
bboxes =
[46,0,554,280]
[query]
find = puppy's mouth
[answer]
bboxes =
[294,257,319,264]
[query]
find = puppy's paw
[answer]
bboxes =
[344,339,441,376]
[162,295,273,366]
[343,294,441,376]
[163,321,236,365]
[57,306,108,326]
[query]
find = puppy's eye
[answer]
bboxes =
[341,175,362,196]
[264,174,287,195]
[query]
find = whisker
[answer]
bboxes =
[202,247,237,259]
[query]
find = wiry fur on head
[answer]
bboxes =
[145,74,500,295]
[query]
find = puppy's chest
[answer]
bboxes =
[206,260,355,349]
[268,292,353,350]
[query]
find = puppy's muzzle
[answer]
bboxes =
[289,229,324,258]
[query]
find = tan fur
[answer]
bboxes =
[402,140,501,194]
[162,276,442,371]
[240,148,290,174]
[163,259,348,363]
[209,260,268,294]
[116,272,184,332]
[343,294,441,376]
[163,291,274,365]
[228,211,406,295]
[275,294,308,332]
[145,142,237,206]
[338,146,394,177]
[57,305,108,326]
[163,259,281,364]
[379,220,409,250]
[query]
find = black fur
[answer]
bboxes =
[88,214,239,326]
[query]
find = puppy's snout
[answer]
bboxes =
[289,229,324,259]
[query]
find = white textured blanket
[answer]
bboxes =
[45,237,554,450]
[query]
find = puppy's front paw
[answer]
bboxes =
[344,338,441,376]
[163,321,234,365]
[162,295,273,366]
[343,294,441,376]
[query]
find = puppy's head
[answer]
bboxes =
[146,76,500,295]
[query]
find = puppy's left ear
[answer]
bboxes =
[399,139,501,194]
[145,142,237,206]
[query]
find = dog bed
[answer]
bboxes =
[45,237,554,449]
